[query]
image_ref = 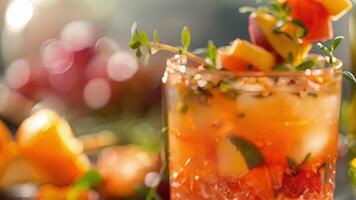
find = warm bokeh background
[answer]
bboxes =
[0,0,355,199]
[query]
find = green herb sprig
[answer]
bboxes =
[240,0,308,42]
[317,36,344,64]
[68,169,103,200]
[129,23,206,65]
[316,36,356,84]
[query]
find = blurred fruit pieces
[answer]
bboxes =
[228,39,276,71]
[97,145,159,198]
[288,0,333,43]
[217,138,249,177]
[313,0,352,20]
[35,184,97,200]
[281,170,321,198]
[0,120,17,178]
[0,156,39,188]
[255,13,312,65]
[249,13,274,52]
[16,109,90,186]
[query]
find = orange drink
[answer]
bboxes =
[165,56,342,200]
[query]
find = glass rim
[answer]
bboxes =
[166,54,343,78]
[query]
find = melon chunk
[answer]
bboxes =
[217,138,249,177]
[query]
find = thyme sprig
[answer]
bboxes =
[129,23,206,65]
[317,36,344,64]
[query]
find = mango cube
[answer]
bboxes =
[255,13,312,65]
[313,0,352,20]
[229,39,276,71]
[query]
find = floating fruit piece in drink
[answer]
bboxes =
[281,170,321,198]
[228,39,276,71]
[243,165,274,199]
[312,0,352,20]
[217,138,249,177]
[97,145,159,198]
[255,13,312,64]
[16,109,90,186]
[288,0,333,43]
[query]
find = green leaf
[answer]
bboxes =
[331,36,344,51]
[287,157,297,169]
[146,190,162,200]
[239,6,257,13]
[140,31,151,47]
[300,153,312,166]
[153,30,160,43]
[228,135,264,169]
[317,43,330,54]
[344,71,356,84]
[219,81,233,93]
[350,159,356,186]
[68,169,103,200]
[131,22,138,35]
[289,19,308,38]
[72,169,103,190]
[207,40,217,65]
[136,48,143,57]
[296,60,316,70]
[181,26,191,50]
[272,64,292,71]
[287,52,294,64]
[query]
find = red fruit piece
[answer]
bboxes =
[248,13,274,52]
[288,0,333,43]
[281,170,321,198]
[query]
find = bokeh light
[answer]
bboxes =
[83,78,111,109]
[107,52,138,82]
[60,21,96,51]
[41,40,73,74]
[5,59,31,89]
[5,0,34,32]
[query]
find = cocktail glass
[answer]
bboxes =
[164,55,342,200]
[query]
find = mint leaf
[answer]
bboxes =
[228,135,264,169]
[287,52,294,64]
[181,26,191,51]
[272,64,292,71]
[289,19,308,38]
[344,71,356,84]
[287,157,297,169]
[296,60,316,70]
[300,152,311,166]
